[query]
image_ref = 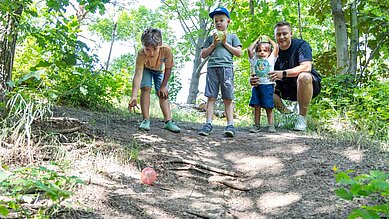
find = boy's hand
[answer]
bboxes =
[250,74,260,87]
[157,86,168,99]
[128,98,139,114]
[213,33,221,45]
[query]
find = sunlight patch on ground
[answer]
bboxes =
[265,145,311,155]
[258,192,301,212]
[139,204,172,218]
[341,147,364,162]
[228,196,255,211]
[294,169,307,177]
[208,141,221,147]
[133,133,167,144]
[169,188,204,199]
[232,156,284,175]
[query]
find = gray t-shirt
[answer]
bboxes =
[202,33,242,68]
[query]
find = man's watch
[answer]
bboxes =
[282,70,287,78]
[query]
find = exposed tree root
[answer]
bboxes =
[162,159,243,177]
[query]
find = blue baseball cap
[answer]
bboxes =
[209,7,230,19]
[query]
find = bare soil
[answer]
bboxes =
[47,106,388,219]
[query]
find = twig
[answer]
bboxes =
[214,181,251,191]
[163,159,242,177]
[57,126,82,134]
[185,210,212,219]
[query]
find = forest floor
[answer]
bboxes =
[43,106,388,219]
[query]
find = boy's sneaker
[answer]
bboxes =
[249,124,261,133]
[164,120,181,133]
[224,125,235,137]
[267,125,276,133]
[293,115,307,131]
[198,123,213,136]
[139,119,150,131]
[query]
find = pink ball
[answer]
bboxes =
[140,167,157,185]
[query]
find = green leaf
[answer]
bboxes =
[335,188,354,200]
[336,172,356,185]
[348,208,381,219]
[0,205,9,216]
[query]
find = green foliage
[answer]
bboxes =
[310,74,389,141]
[334,170,389,218]
[0,163,83,218]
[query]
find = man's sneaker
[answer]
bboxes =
[293,115,307,131]
[224,125,235,137]
[139,119,150,131]
[249,124,261,133]
[164,120,181,133]
[198,123,213,136]
[267,125,276,133]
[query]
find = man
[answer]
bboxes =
[250,21,321,131]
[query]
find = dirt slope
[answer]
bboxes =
[51,107,388,219]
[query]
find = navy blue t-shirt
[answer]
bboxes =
[274,38,321,80]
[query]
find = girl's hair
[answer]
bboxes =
[141,28,162,47]
[255,42,272,53]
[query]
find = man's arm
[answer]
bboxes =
[284,61,312,77]
[268,61,312,81]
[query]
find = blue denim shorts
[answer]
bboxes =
[204,67,234,99]
[249,84,275,109]
[140,68,165,93]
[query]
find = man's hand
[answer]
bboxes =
[128,98,139,114]
[268,71,283,81]
[250,74,260,87]
[157,86,168,99]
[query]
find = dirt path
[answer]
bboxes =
[51,107,388,219]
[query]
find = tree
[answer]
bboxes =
[0,0,109,104]
[161,0,215,104]
[0,1,25,102]
[331,0,349,74]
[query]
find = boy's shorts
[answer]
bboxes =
[249,84,275,109]
[205,67,234,99]
[140,68,165,93]
[275,73,321,101]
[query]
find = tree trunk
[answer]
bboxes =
[186,11,208,104]
[0,4,24,102]
[349,1,358,75]
[186,36,205,104]
[331,0,349,74]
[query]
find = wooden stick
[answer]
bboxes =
[57,126,81,134]
[163,159,242,177]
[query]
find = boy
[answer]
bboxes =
[128,28,180,133]
[248,35,279,133]
[198,7,242,137]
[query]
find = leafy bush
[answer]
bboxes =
[0,163,83,218]
[310,74,389,141]
[334,170,389,218]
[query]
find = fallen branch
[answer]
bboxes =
[163,159,242,177]
[57,126,82,134]
[214,180,251,191]
[185,210,212,219]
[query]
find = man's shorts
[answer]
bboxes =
[274,73,321,101]
[249,84,275,109]
[205,67,234,99]
[140,68,165,93]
